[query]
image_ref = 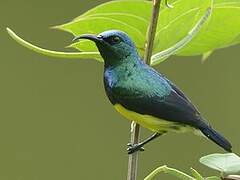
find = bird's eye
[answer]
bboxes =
[111,36,121,44]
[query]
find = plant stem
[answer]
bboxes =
[127,1,162,180]
[6,28,101,60]
[144,0,162,65]
[127,122,140,180]
[144,165,195,180]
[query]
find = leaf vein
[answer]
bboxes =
[156,7,199,37]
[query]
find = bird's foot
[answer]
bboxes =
[127,143,145,154]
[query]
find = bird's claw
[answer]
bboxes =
[127,143,132,147]
[127,143,145,154]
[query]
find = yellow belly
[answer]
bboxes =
[114,104,194,133]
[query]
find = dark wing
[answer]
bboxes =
[149,65,200,112]
[163,76,201,114]
[109,81,206,129]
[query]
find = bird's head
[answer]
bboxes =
[73,30,139,66]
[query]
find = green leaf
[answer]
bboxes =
[8,0,240,64]
[205,176,221,180]
[178,0,240,56]
[56,0,214,65]
[200,153,240,175]
[57,16,146,55]
[76,0,151,21]
[151,7,212,65]
[55,0,151,56]
[224,175,240,180]
[154,0,213,53]
[68,0,239,61]
[201,51,213,62]
[6,28,102,61]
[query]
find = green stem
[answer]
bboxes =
[190,168,204,180]
[144,165,195,180]
[6,27,101,60]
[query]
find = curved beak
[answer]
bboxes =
[72,34,102,43]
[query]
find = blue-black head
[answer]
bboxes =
[73,30,139,66]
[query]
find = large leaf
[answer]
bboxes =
[178,0,240,55]
[200,153,240,175]
[56,0,213,63]
[7,0,240,65]
[76,0,152,21]
[58,16,146,55]
[55,0,152,57]
[153,0,212,53]
[151,7,212,65]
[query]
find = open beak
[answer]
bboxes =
[72,34,102,43]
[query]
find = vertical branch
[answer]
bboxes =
[127,122,140,180]
[127,0,162,180]
[144,0,162,65]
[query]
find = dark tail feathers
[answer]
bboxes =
[199,125,232,152]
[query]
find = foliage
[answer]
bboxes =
[200,153,240,175]
[6,28,101,61]
[7,0,240,65]
[144,153,240,180]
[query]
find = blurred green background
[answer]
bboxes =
[1,0,239,179]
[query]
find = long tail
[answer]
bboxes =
[199,124,232,152]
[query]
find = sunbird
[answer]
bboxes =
[73,30,232,154]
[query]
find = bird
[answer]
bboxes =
[73,30,232,154]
